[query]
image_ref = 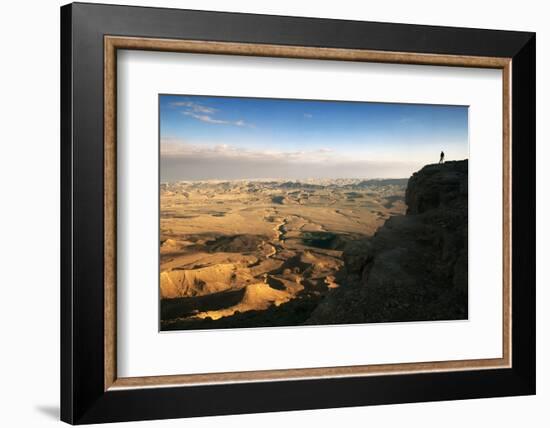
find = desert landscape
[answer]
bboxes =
[160,177,407,330]
[159,94,469,330]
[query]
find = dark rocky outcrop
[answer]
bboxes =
[207,234,267,253]
[307,160,468,325]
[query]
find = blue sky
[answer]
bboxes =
[160,94,468,181]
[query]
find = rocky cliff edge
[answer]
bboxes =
[307,160,469,325]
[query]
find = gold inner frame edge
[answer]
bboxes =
[104,36,512,391]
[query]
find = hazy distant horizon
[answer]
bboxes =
[160,175,417,184]
[160,94,469,182]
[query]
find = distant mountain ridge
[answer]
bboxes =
[163,177,409,187]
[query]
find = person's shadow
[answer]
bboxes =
[35,405,59,420]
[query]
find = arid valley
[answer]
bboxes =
[158,95,469,330]
[160,178,407,330]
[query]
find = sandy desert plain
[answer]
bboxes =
[160,178,407,330]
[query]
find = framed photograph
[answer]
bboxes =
[61,2,536,424]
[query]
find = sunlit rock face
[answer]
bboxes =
[307,160,469,325]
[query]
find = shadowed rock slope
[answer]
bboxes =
[307,160,468,325]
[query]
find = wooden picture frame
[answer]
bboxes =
[61,2,535,424]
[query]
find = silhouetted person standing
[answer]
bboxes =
[439,151,445,164]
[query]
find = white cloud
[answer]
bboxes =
[303,113,313,118]
[170,101,217,115]
[171,100,253,127]
[160,139,430,181]
[161,140,335,163]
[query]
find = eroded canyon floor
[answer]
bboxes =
[160,178,407,330]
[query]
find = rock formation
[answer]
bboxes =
[307,160,468,324]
